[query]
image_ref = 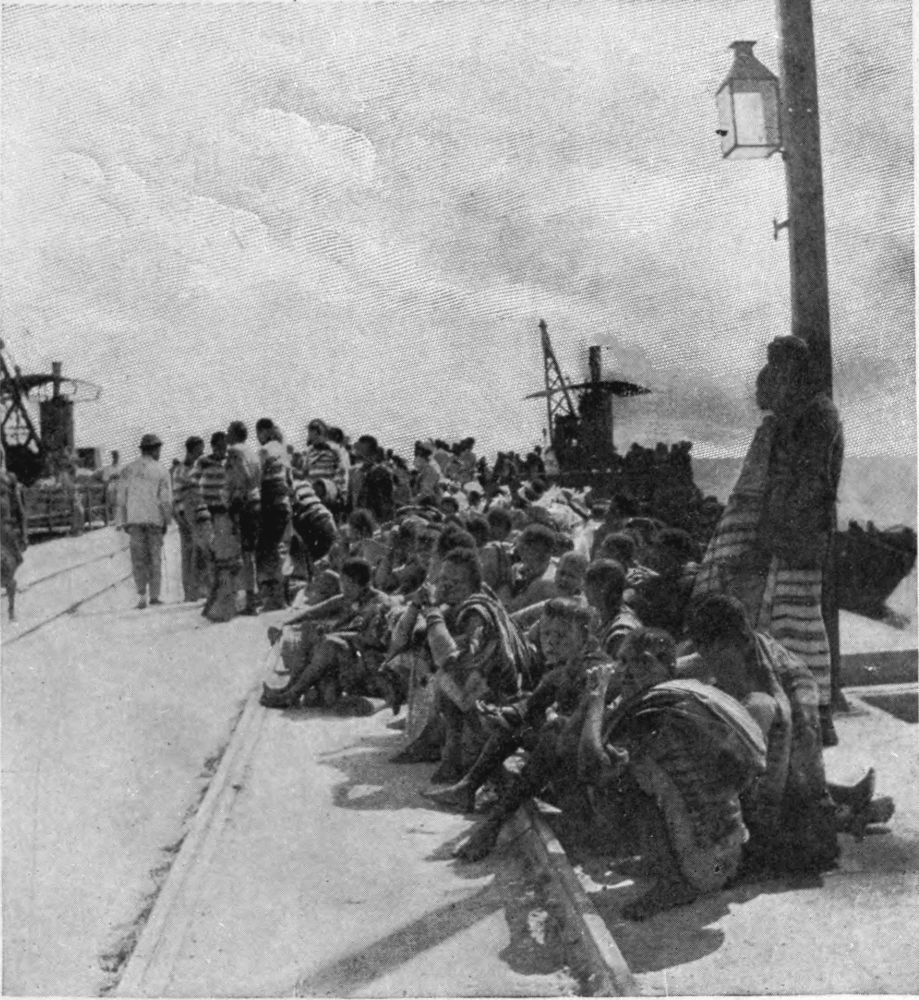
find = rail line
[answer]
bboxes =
[4,568,134,647]
[19,542,130,592]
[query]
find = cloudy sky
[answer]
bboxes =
[1,0,913,462]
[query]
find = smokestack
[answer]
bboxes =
[588,346,602,385]
[51,361,62,398]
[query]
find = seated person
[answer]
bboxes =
[479,507,515,594]
[378,526,481,717]
[627,528,698,640]
[344,508,389,567]
[685,594,893,874]
[585,559,642,661]
[427,523,477,584]
[439,492,464,521]
[574,628,767,919]
[463,513,491,550]
[511,551,588,630]
[373,516,427,594]
[389,548,531,781]
[260,558,393,710]
[594,531,655,588]
[588,493,641,561]
[301,566,341,606]
[502,523,560,613]
[423,598,603,813]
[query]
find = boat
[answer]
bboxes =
[525,320,916,621]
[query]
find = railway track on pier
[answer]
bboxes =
[4,536,133,646]
[5,528,601,996]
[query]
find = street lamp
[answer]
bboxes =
[714,8,843,724]
[716,40,782,159]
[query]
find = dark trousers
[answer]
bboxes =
[234,501,261,594]
[257,504,290,587]
[128,524,164,600]
[178,518,210,600]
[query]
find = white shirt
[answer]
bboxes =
[117,455,173,527]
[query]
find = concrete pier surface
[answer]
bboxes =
[119,703,579,998]
[2,526,916,996]
[2,529,577,997]
[563,692,918,995]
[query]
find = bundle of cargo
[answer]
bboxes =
[24,476,108,538]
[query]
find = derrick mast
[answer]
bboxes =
[0,338,101,485]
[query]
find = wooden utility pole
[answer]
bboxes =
[774,0,842,705]
[775,0,832,388]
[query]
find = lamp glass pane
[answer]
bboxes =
[734,90,768,146]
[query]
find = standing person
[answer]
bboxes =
[456,438,478,482]
[173,436,208,602]
[412,439,444,505]
[388,453,413,508]
[226,420,262,616]
[117,433,172,609]
[304,419,348,517]
[0,445,27,620]
[100,450,122,524]
[326,427,352,514]
[255,418,292,611]
[693,336,843,745]
[193,431,238,623]
[351,435,394,525]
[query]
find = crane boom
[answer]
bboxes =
[538,319,577,436]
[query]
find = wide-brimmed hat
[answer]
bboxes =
[140,433,163,449]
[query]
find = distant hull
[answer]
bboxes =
[835,522,917,619]
[558,461,917,623]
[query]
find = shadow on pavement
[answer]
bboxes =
[836,827,919,872]
[293,881,501,995]
[292,854,571,996]
[290,723,575,993]
[309,729,441,811]
[574,844,833,976]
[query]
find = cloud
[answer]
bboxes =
[0,0,913,463]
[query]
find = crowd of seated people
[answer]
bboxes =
[175,417,894,919]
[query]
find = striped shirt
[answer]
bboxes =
[192,454,228,514]
[596,604,642,659]
[172,460,197,519]
[305,443,347,496]
[291,480,334,530]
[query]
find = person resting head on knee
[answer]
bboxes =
[576,625,767,919]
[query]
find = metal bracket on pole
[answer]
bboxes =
[772,217,790,241]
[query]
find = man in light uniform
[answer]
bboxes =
[117,433,173,609]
